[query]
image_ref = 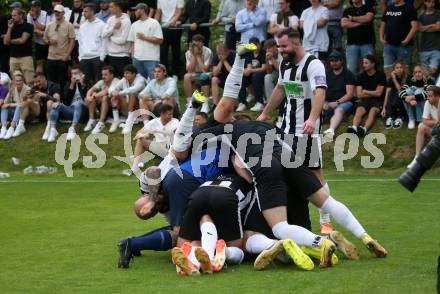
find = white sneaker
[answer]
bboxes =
[91,122,105,134]
[246,94,255,104]
[109,121,120,133]
[42,125,51,140]
[66,127,76,140]
[12,124,26,137]
[0,127,7,139]
[4,127,14,139]
[323,128,335,141]
[47,127,58,143]
[236,103,246,112]
[250,102,264,112]
[83,119,96,132]
[408,119,415,129]
[385,117,393,129]
[407,157,417,169]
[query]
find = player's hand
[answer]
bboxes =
[256,112,269,121]
[303,118,316,134]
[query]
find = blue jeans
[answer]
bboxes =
[419,50,440,71]
[346,44,374,74]
[328,24,343,50]
[383,43,413,68]
[239,71,266,104]
[132,58,159,81]
[1,106,21,125]
[50,101,86,125]
[402,99,424,122]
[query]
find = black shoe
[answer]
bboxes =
[118,238,133,269]
[133,251,142,257]
[347,125,357,134]
[357,126,367,137]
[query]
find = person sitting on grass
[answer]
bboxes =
[381,61,407,129]
[406,85,439,168]
[211,42,234,106]
[84,65,120,134]
[347,55,386,137]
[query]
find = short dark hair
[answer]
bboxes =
[155,64,167,73]
[71,64,82,71]
[192,34,205,43]
[123,64,137,74]
[363,54,376,65]
[427,85,440,96]
[112,0,125,10]
[264,38,277,49]
[83,3,96,10]
[102,65,115,75]
[34,72,47,79]
[195,112,208,120]
[158,103,173,114]
[277,28,300,40]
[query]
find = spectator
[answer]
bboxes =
[0,72,30,139]
[128,3,163,81]
[139,64,180,123]
[213,0,245,50]
[22,72,61,135]
[67,0,85,63]
[341,0,375,74]
[103,0,131,78]
[132,103,179,172]
[380,0,418,77]
[27,0,49,74]
[263,38,283,123]
[48,0,72,22]
[155,0,184,76]
[237,37,267,112]
[43,4,75,93]
[290,0,311,17]
[181,0,211,45]
[45,65,88,142]
[299,0,329,60]
[0,71,11,100]
[211,43,235,104]
[78,3,105,85]
[183,34,213,110]
[258,0,280,23]
[96,0,113,22]
[3,8,34,84]
[84,65,120,134]
[109,64,146,134]
[418,0,440,79]
[399,64,435,128]
[236,0,267,43]
[269,0,299,43]
[347,55,386,136]
[407,85,439,168]
[0,6,11,72]
[128,0,157,18]
[324,0,343,52]
[382,61,407,129]
[194,111,208,126]
[380,0,424,12]
[322,51,356,141]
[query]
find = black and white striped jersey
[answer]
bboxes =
[277,53,327,136]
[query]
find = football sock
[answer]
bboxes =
[319,182,331,224]
[225,247,244,264]
[245,233,277,254]
[130,226,172,252]
[172,106,196,152]
[200,222,218,260]
[223,54,245,99]
[320,196,366,238]
[272,221,323,248]
[112,109,120,122]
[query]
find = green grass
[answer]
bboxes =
[0,175,439,293]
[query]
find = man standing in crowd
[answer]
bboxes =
[96,0,113,23]
[341,0,375,74]
[324,0,344,52]
[156,0,184,76]
[128,3,163,81]
[300,0,329,60]
[3,8,34,84]
[68,0,85,63]
[236,0,266,43]
[103,0,131,78]
[213,0,245,50]
[181,0,212,45]
[27,0,49,74]
[78,3,106,84]
[44,4,75,93]
[380,0,418,77]
[418,0,440,79]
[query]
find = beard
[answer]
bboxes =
[282,50,296,63]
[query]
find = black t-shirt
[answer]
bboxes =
[10,22,33,57]
[381,4,417,45]
[356,70,387,99]
[245,49,266,69]
[419,10,440,51]
[386,76,404,93]
[325,68,356,102]
[212,51,235,81]
[36,81,61,99]
[343,5,375,45]
[203,174,253,196]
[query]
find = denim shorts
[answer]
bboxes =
[383,43,413,68]
[419,50,440,70]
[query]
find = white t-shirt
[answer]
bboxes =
[128,18,163,61]
[0,72,11,84]
[300,5,329,53]
[144,117,180,144]
[92,78,120,92]
[269,13,299,43]
[27,10,49,45]
[185,46,213,73]
[158,0,184,25]
[422,100,438,120]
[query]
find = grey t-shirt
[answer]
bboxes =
[419,10,440,51]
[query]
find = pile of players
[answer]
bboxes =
[117,37,388,276]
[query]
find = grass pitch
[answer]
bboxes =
[0,175,439,293]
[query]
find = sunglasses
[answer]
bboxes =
[55,24,60,32]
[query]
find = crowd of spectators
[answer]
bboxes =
[0,0,439,167]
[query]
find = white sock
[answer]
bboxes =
[225,247,244,264]
[112,110,120,122]
[245,233,277,254]
[127,111,134,123]
[320,196,366,238]
[18,119,25,127]
[319,182,331,224]
[200,222,217,260]
[223,54,246,99]
[188,246,200,269]
[272,221,323,248]
[172,106,196,152]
